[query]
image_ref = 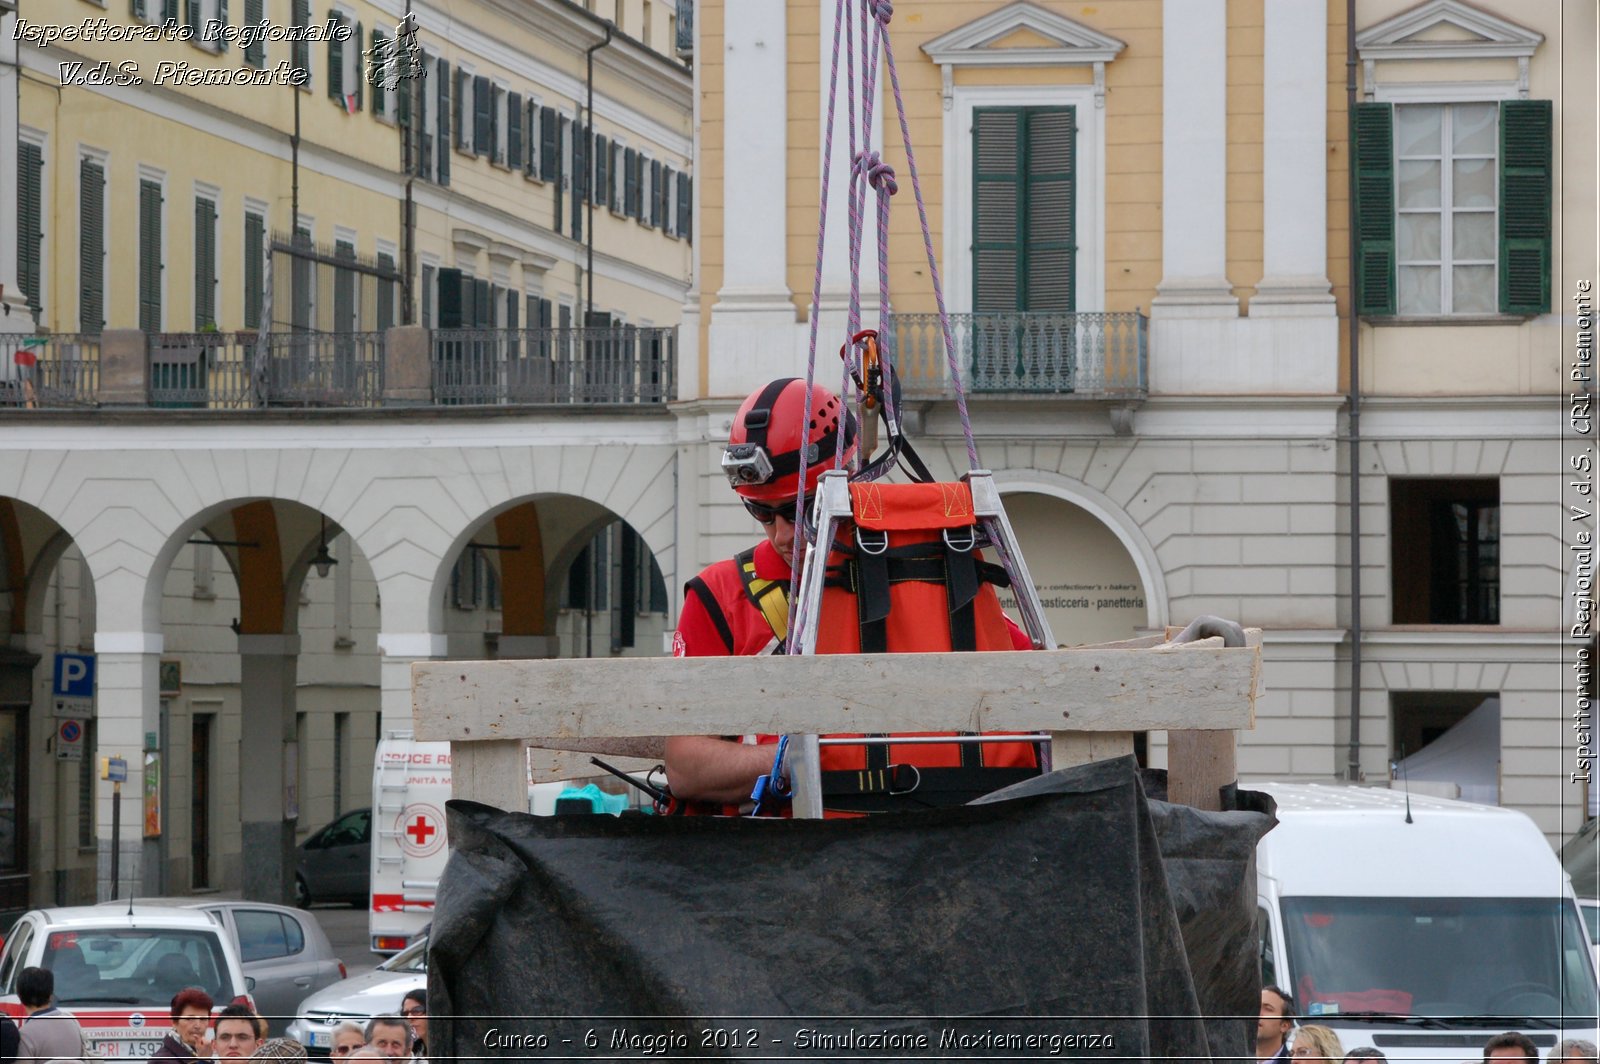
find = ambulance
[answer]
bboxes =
[368,732,653,954]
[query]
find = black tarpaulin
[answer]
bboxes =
[429,755,1274,1062]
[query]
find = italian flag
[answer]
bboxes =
[13,337,45,367]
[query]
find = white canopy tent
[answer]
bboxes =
[1392,696,1501,806]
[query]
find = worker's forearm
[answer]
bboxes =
[664,736,777,804]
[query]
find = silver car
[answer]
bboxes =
[295,808,371,909]
[286,934,426,1056]
[100,899,347,1035]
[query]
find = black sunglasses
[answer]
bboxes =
[743,495,813,525]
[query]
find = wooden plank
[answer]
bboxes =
[412,644,1259,742]
[451,740,527,809]
[1166,729,1236,812]
[1049,730,1135,769]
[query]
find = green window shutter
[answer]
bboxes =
[79,158,105,333]
[594,135,608,213]
[1351,101,1396,316]
[334,240,355,332]
[539,106,558,181]
[1499,98,1552,315]
[352,21,363,111]
[453,68,468,151]
[139,179,163,334]
[163,0,178,23]
[507,92,523,169]
[17,142,43,315]
[623,147,638,216]
[292,0,310,81]
[215,0,228,49]
[328,11,344,103]
[243,0,264,65]
[184,0,200,31]
[244,212,264,329]
[677,172,691,241]
[972,108,1022,312]
[194,197,216,329]
[436,59,451,184]
[473,76,491,156]
[371,29,387,117]
[131,0,146,20]
[649,159,663,228]
[1025,108,1075,312]
[377,251,395,328]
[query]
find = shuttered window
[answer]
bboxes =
[594,135,609,215]
[194,195,217,329]
[539,106,558,182]
[649,159,663,228]
[676,171,692,242]
[139,179,164,333]
[473,75,491,157]
[972,107,1075,313]
[623,147,639,218]
[377,251,396,328]
[291,225,313,330]
[571,123,587,238]
[327,9,344,104]
[507,92,523,170]
[421,263,435,328]
[17,142,43,317]
[291,0,310,85]
[436,59,451,184]
[333,239,356,332]
[453,68,469,151]
[243,0,265,66]
[555,115,568,235]
[243,211,265,330]
[611,142,624,211]
[80,158,106,333]
[1353,99,1551,317]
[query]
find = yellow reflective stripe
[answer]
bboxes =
[741,560,790,642]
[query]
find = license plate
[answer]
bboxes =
[310,1031,331,1048]
[93,1040,165,1058]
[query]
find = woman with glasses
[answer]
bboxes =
[329,1022,366,1059]
[400,989,427,1063]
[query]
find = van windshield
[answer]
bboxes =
[1282,897,1598,1023]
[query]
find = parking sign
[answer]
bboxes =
[53,653,95,698]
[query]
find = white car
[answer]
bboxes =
[286,935,426,1055]
[0,904,252,1059]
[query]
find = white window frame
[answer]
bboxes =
[419,252,440,328]
[943,83,1104,316]
[559,109,574,193]
[19,127,49,322]
[523,93,541,179]
[638,151,654,224]
[609,135,628,215]
[493,79,510,167]
[457,62,477,154]
[194,0,224,53]
[371,25,397,124]
[193,180,222,328]
[332,6,360,101]
[1373,82,1518,320]
[137,163,169,332]
[243,196,269,330]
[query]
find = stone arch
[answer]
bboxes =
[989,469,1169,631]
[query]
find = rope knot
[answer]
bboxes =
[867,0,893,25]
[854,150,898,195]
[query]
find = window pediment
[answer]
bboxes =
[921,1,1124,109]
[1356,0,1543,62]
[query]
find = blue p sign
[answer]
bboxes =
[53,653,95,698]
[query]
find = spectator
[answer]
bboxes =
[1258,986,1296,1063]
[1485,1033,1542,1063]
[249,1038,308,1063]
[1344,1049,1388,1063]
[0,1013,19,1064]
[214,1004,264,1060]
[400,990,427,1063]
[347,1049,386,1062]
[1553,1041,1600,1064]
[363,1017,411,1060]
[1291,1024,1345,1062]
[149,988,214,1063]
[16,966,86,1062]
[330,1022,367,1059]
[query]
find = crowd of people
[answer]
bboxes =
[0,971,431,1064]
[1258,985,1600,1064]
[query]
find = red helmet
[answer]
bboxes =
[722,378,859,501]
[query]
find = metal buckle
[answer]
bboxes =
[889,763,921,795]
[942,525,978,552]
[856,526,888,555]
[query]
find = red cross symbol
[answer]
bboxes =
[406,815,436,846]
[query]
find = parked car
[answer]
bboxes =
[96,899,346,1036]
[297,807,371,909]
[0,904,251,1059]
[286,933,426,1056]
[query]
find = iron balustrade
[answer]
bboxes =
[886,311,1148,398]
[147,332,385,409]
[0,334,101,407]
[431,326,676,406]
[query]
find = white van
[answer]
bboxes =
[1253,782,1599,1059]
[368,732,652,954]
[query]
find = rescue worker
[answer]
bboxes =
[666,377,1038,811]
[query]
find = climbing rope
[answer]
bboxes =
[787,0,982,646]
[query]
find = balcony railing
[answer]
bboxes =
[146,331,386,409]
[888,311,1148,398]
[432,326,676,406]
[1,334,100,407]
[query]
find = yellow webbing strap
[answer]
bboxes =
[736,547,790,643]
